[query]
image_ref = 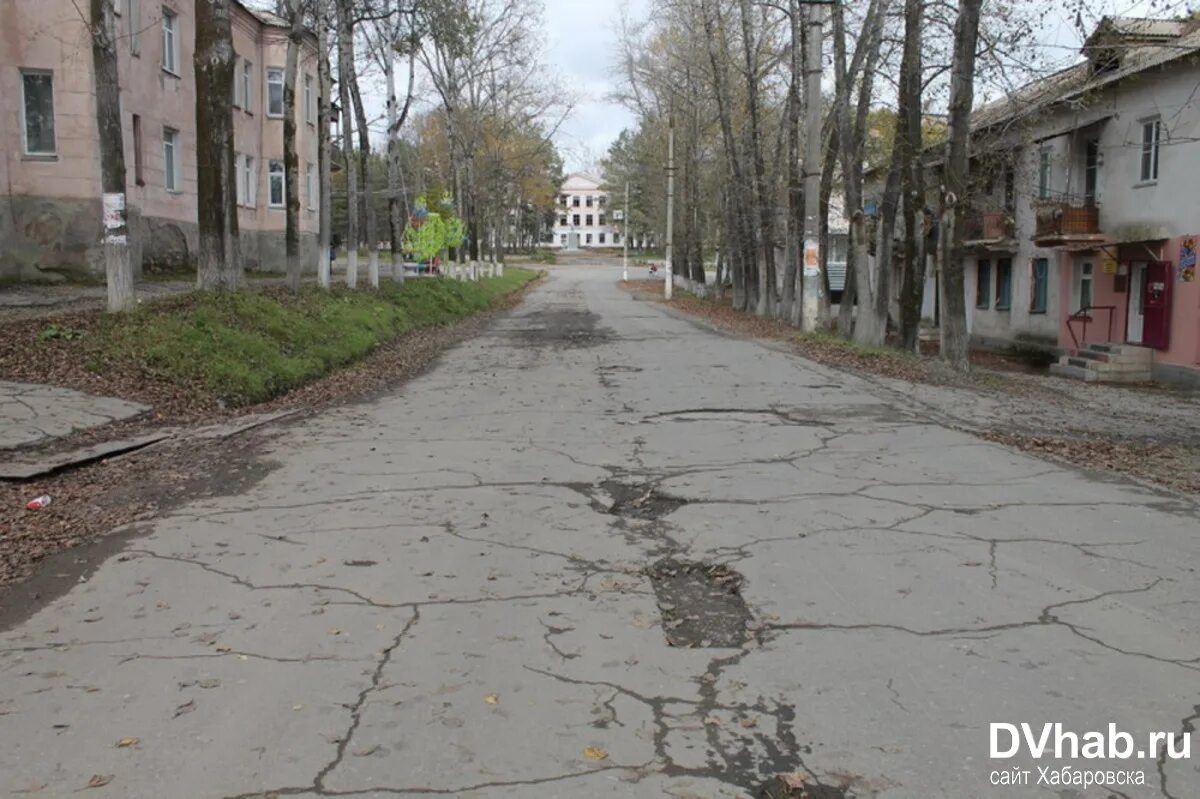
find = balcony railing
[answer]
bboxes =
[963,209,1015,243]
[1034,200,1102,244]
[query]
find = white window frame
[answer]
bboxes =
[306,161,316,210]
[235,152,244,205]
[304,73,314,125]
[268,159,285,208]
[1073,261,1094,312]
[266,67,285,118]
[244,155,256,207]
[242,61,253,112]
[127,0,141,55]
[1140,118,1161,183]
[161,7,179,75]
[163,126,180,192]
[19,69,56,157]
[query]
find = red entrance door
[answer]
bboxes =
[1141,261,1172,349]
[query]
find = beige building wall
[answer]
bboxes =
[0,0,322,279]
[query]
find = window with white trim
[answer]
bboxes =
[1037,148,1051,199]
[161,7,179,74]
[127,0,141,55]
[268,159,285,207]
[163,127,180,191]
[266,68,284,117]
[1140,118,1161,182]
[306,162,316,210]
[20,70,56,156]
[242,61,253,112]
[243,155,256,207]
[304,74,314,124]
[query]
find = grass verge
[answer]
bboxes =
[87,269,538,406]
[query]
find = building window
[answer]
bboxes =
[304,74,314,124]
[127,0,141,55]
[1084,139,1099,205]
[995,258,1012,310]
[599,214,606,226]
[242,155,255,206]
[1037,149,1051,199]
[132,113,144,184]
[560,234,566,245]
[266,68,285,117]
[586,196,593,207]
[585,233,592,244]
[572,214,580,226]
[306,162,316,210]
[598,195,606,206]
[613,232,621,244]
[19,70,56,156]
[161,7,179,74]
[1004,166,1015,211]
[1140,118,1161,182]
[163,127,180,191]
[572,196,580,207]
[1075,262,1094,311]
[268,159,285,207]
[234,151,244,204]
[975,259,991,309]
[585,214,593,226]
[559,215,567,226]
[559,194,567,206]
[1030,258,1048,313]
[599,232,606,244]
[242,61,253,112]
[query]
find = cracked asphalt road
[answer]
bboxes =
[2,262,1199,798]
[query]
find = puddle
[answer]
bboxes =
[510,308,611,348]
[646,559,754,648]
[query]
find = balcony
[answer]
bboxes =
[963,209,1017,251]
[1033,200,1107,247]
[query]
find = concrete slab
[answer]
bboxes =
[0,380,149,451]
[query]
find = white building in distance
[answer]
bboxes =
[551,173,621,249]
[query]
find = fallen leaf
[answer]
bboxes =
[85,774,113,789]
[352,744,382,757]
[484,694,499,705]
[739,718,757,729]
[116,737,139,748]
[173,700,195,718]
[703,716,721,726]
[583,746,608,761]
[782,773,809,788]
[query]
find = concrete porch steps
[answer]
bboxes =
[1049,342,1153,383]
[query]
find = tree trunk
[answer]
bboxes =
[939,0,984,369]
[347,45,377,288]
[317,1,332,288]
[282,2,303,291]
[896,0,926,351]
[739,0,774,317]
[194,0,242,291]
[782,0,801,324]
[90,0,135,312]
[384,44,410,282]
[335,0,357,288]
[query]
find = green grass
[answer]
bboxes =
[92,268,537,406]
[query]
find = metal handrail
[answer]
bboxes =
[1066,304,1116,351]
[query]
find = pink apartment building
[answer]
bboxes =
[0,0,322,280]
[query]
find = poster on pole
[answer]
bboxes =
[102,193,127,245]
[803,239,821,277]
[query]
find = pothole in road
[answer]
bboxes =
[643,408,833,427]
[510,308,611,349]
[758,777,852,798]
[601,480,688,520]
[646,559,754,648]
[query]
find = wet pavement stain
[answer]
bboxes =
[601,480,688,520]
[758,776,853,798]
[508,308,611,348]
[647,558,754,648]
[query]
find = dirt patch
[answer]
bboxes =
[647,558,754,648]
[643,408,833,427]
[601,480,688,520]
[509,308,611,349]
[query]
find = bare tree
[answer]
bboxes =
[334,0,358,287]
[938,0,984,369]
[89,0,134,311]
[195,0,243,290]
[317,0,333,287]
[281,0,307,290]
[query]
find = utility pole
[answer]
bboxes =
[622,181,629,282]
[800,1,829,332]
[664,114,675,301]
